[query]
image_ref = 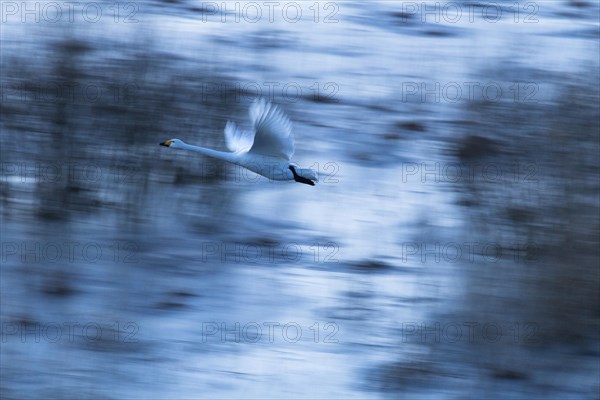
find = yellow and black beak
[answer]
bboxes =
[159,139,173,147]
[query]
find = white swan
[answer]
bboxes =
[160,99,317,186]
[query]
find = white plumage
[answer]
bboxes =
[160,99,317,185]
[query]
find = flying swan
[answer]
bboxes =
[160,99,318,186]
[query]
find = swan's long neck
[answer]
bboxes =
[179,142,237,163]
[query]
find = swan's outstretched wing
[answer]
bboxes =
[248,99,294,160]
[224,121,255,153]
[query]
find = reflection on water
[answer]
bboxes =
[1,1,599,398]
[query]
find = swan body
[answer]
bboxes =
[160,99,317,186]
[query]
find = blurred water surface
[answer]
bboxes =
[1,1,599,399]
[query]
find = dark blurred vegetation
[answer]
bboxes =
[454,67,599,344]
[1,37,251,225]
[378,66,600,394]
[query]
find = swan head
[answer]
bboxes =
[159,139,185,148]
[289,165,318,186]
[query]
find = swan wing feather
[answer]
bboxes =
[224,121,255,153]
[248,99,294,160]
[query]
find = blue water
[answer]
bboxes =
[1,1,599,398]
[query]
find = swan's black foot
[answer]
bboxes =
[289,165,315,186]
